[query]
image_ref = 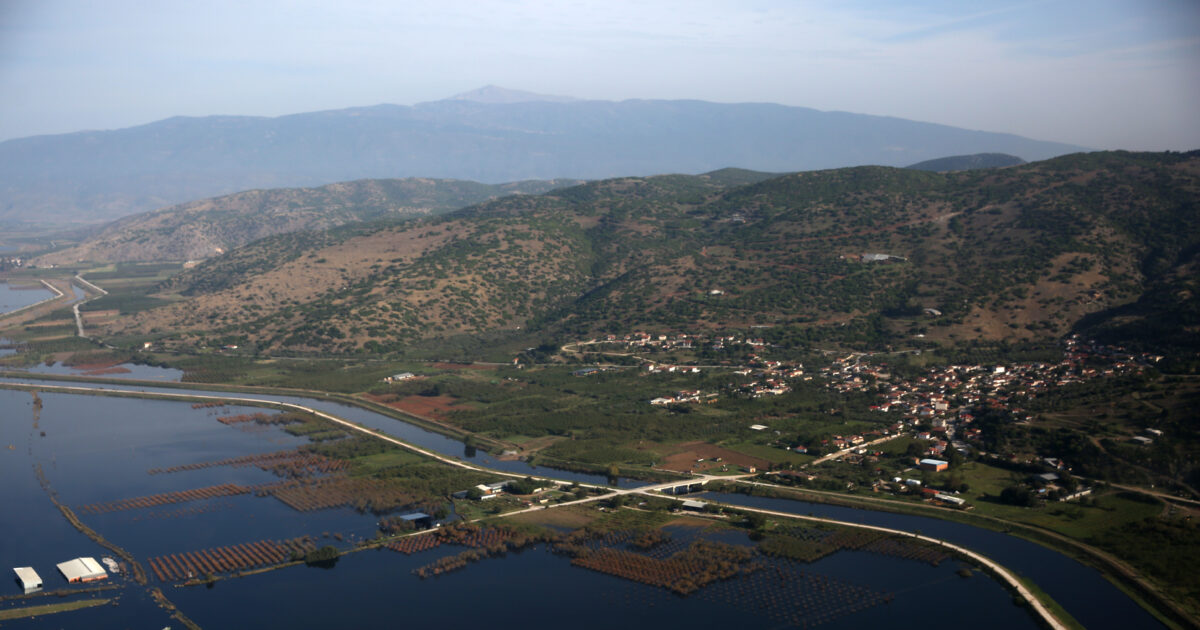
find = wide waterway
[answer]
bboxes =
[0,373,1169,629]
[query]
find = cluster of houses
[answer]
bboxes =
[810,336,1162,503]
[594,331,771,352]
[452,479,557,502]
[791,425,902,457]
[650,390,719,406]
[731,377,792,399]
[646,364,701,374]
[821,336,1155,458]
[733,354,806,378]
[0,255,23,271]
[646,367,802,406]
[598,332,699,350]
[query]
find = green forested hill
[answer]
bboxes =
[106,151,1200,357]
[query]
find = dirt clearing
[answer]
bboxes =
[658,441,770,474]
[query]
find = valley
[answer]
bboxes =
[6,3,1199,628]
[1,150,1198,628]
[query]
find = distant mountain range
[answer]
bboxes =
[906,153,1026,172]
[0,87,1087,226]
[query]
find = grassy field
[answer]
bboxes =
[0,598,111,621]
[945,461,1163,538]
[718,440,815,466]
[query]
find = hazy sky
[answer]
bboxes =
[2,0,1197,149]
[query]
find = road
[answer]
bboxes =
[0,379,1068,629]
[71,274,107,338]
[808,434,904,465]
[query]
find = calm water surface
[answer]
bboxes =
[0,374,641,486]
[0,282,55,314]
[24,362,184,381]
[701,491,1164,630]
[0,389,1048,629]
[0,379,1168,629]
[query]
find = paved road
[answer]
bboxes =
[71,274,107,338]
[809,434,904,465]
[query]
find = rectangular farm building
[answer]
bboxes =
[56,557,107,583]
[13,567,42,592]
[919,459,949,472]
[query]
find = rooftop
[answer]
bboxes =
[13,567,42,591]
[56,557,107,583]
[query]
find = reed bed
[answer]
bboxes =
[147,537,317,582]
[701,559,893,628]
[408,525,555,578]
[77,483,264,514]
[566,540,758,595]
[264,476,424,513]
[215,412,292,426]
[147,450,349,478]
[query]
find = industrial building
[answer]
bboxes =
[56,557,108,583]
[397,512,434,529]
[919,458,949,472]
[13,567,42,592]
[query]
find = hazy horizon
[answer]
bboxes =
[2,0,1198,150]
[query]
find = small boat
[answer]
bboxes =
[101,557,120,573]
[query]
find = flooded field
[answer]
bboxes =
[23,362,183,381]
[0,385,1156,629]
[0,281,56,314]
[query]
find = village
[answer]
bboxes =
[579,330,1166,509]
[573,331,808,407]
[801,335,1165,506]
[0,254,23,271]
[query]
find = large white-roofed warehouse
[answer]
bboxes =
[13,567,42,592]
[56,557,107,583]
